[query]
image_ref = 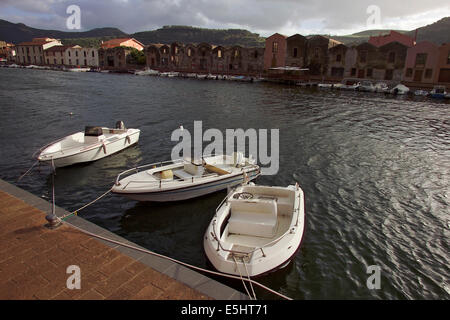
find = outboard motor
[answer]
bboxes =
[115,121,126,130]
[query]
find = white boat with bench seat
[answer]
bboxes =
[111,153,260,202]
[36,121,140,168]
[204,183,305,277]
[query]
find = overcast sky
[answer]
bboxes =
[0,0,449,36]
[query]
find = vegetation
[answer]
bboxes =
[132,25,266,47]
[121,47,146,65]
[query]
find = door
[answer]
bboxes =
[413,69,423,82]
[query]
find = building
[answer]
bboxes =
[0,41,16,62]
[348,41,408,81]
[263,33,287,70]
[100,38,144,51]
[403,41,439,84]
[305,35,342,76]
[327,44,348,79]
[435,43,450,83]
[285,34,307,68]
[144,42,264,75]
[65,46,99,67]
[368,30,415,48]
[16,38,62,65]
[44,45,73,66]
[98,46,141,70]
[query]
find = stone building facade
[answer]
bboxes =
[144,42,264,75]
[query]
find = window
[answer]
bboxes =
[367,68,373,77]
[336,54,342,62]
[415,53,427,66]
[69,59,71,65]
[272,42,278,53]
[217,49,222,58]
[47,59,49,64]
[92,51,95,57]
[425,69,432,78]
[76,59,79,65]
[68,51,71,57]
[447,51,450,64]
[314,47,319,59]
[351,68,356,76]
[187,48,192,57]
[54,59,56,64]
[75,51,78,57]
[234,49,239,57]
[84,59,87,66]
[360,50,367,63]
[83,51,86,57]
[293,47,298,58]
[406,68,413,77]
[175,47,179,54]
[388,51,395,63]
[254,50,258,59]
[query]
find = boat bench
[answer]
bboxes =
[228,199,278,238]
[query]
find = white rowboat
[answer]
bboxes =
[204,183,305,277]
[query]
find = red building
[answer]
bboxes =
[263,33,287,70]
[368,30,415,48]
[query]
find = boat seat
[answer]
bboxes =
[228,199,278,238]
[173,169,193,180]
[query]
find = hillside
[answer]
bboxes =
[407,16,450,45]
[132,25,266,47]
[0,19,127,44]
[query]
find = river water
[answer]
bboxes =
[0,67,449,299]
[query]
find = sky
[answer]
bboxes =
[0,0,449,36]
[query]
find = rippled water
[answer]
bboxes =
[0,68,449,299]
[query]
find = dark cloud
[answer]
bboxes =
[0,0,448,35]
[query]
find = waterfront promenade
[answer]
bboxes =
[0,179,247,300]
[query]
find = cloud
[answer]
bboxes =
[0,0,448,35]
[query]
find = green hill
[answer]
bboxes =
[0,19,127,44]
[132,25,265,47]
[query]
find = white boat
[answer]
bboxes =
[196,74,207,79]
[390,84,409,95]
[338,79,361,90]
[111,153,260,202]
[204,183,305,277]
[318,83,333,88]
[36,121,140,168]
[66,67,91,72]
[358,80,376,92]
[374,82,389,93]
[135,68,159,76]
[430,85,447,99]
[414,89,429,96]
[206,74,217,80]
[186,73,197,78]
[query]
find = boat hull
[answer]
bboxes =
[39,131,140,168]
[112,168,259,202]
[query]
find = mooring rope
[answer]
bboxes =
[242,257,257,300]
[232,254,254,300]
[59,187,113,221]
[16,159,40,182]
[60,218,293,300]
